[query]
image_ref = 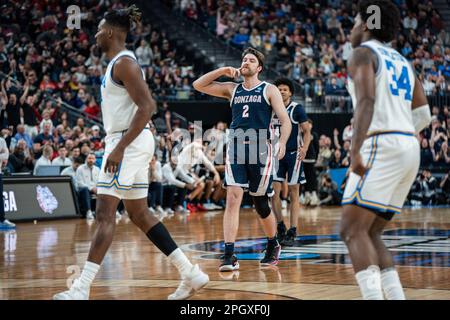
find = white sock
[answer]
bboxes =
[381,268,406,300]
[355,265,384,300]
[78,261,100,288]
[168,248,194,278]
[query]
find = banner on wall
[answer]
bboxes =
[3,176,80,222]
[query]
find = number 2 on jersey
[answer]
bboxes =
[242,104,249,118]
[385,60,412,101]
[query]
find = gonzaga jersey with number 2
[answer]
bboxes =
[229,81,273,131]
[347,40,416,134]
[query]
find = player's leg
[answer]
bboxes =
[203,179,214,204]
[211,183,226,207]
[272,156,288,241]
[282,184,300,246]
[303,162,318,205]
[252,194,280,266]
[374,138,420,300]
[281,180,289,209]
[368,215,394,270]
[124,197,208,299]
[53,194,121,300]
[340,204,382,300]
[221,139,248,271]
[249,142,280,266]
[271,181,286,242]
[87,195,121,263]
[368,213,405,300]
[283,153,305,245]
[220,186,244,271]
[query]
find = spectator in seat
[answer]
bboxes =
[8,139,34,173]
[231,27,250,48]
[318,174,341,206]
[39,109,54,133]
[62,157,93,219]
[325,77,345,112]
[176,141,220,212]
[148,155,168,215]
[417,170,438,205]
[438,170,450,204]
[14,124,33,149]
[162,156,194,214]
[70,147,81,163]
[75,153,100,219]
[420,138,434,167]
[34,122,54,147]
[52,146,72,167]
[33,144,53,175]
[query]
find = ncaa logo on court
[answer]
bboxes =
[183,229,450,267]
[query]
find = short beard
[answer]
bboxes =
[241,69,257,77]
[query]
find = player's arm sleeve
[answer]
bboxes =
[412,105,431,133]
[411,72,431,133]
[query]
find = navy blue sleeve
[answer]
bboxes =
[293,104,308,124]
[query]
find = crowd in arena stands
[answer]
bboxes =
[0,0,203,219]
[0,1,198,121]
[310,103,450,206]
[175,0,450,109]
[0,0,449,221]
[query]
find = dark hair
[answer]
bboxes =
[274,78,294,95]
[104,4,142,32]
[242,47,265,72]
[357,0,400,43]
[73,157,84,165]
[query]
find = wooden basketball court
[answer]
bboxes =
[1,207,449,300]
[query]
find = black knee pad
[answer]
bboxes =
[252,195,271,219]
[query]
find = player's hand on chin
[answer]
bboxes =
[221,67,240,79]
[350,153,368,177]
[105,146,125,174]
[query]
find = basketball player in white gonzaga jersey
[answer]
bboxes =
[340,0,431,300]
[54,5,208,300]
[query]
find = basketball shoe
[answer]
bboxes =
[168,264,209,300]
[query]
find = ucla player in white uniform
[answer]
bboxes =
[340,0,431,300]
[54,5,208,300]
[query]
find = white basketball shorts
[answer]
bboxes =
[97,128,154,200]
[342,132,420,216]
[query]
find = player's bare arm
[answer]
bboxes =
[192,67,239,99]
[267,84,292,160]
[347,47,376,177]
[105,57,156,173]
[298,121,311,160]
